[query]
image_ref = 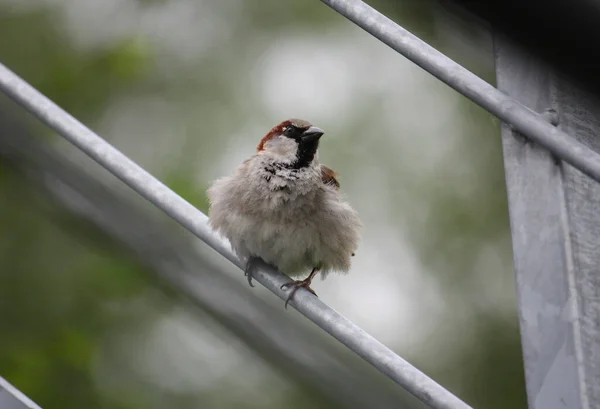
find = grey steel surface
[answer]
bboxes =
[0,377,43,409]
[496,36,600,409]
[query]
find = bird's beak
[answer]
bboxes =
[301,126,324,143]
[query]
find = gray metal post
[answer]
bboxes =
[495,35,600,409]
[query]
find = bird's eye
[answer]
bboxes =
[283,125,297,136]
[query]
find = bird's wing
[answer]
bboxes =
[321,165,340,190]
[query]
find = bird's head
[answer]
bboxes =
[257,118,324,168]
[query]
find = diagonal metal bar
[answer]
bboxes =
[0,376,43,409]
[320,0,600,183]
[0,112,418,409]
[0,63,473,409]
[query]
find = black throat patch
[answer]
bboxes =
[292,138,319,169]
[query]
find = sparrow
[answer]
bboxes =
[207,118,362,308]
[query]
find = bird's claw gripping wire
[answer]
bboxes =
[280,268,319,309]
[245,259,319,309]
[244,257,260,287]
[280,280,318,309]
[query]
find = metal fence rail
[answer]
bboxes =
[4,0,596,408]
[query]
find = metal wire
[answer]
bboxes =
[0,62,474,409]
[321,0,600,183]
[0,376,43,409]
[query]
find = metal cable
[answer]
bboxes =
[0,376,43,409]
[321,0,600,183]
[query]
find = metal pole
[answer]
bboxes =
[0,63,474,409]
[0,376,43,409]
[320,0,600,183]
[496,36,600,409]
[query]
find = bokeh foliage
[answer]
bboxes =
[0,1,526,409]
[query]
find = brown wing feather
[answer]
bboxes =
[321,166,354,255]
[321,165,340,190]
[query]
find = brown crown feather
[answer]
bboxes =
[257,118,312,151]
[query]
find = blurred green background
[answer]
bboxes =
[0,0,526,408]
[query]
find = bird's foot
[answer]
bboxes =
[244,257,261,287]
[280,277,318,309]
